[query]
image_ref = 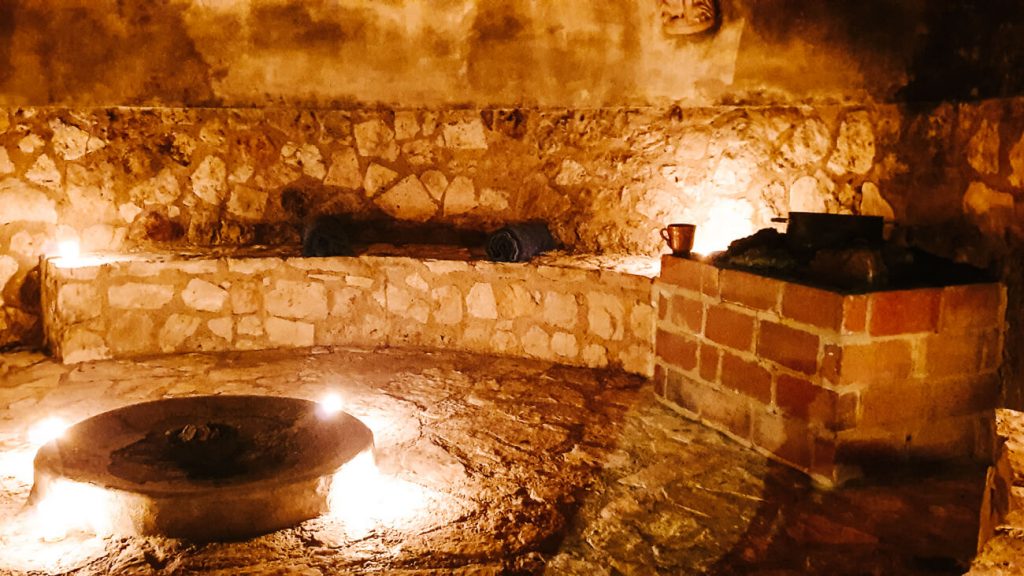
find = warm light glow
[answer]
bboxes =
[57,239,81,261]
[317,392,345,418]
[27,417,69,447]
[691,200,755,255]
[0,448,37,484]
[327,450,436,539]
[26,479,114,541]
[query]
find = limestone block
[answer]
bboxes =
[237,315,264,337]
[501,283,542,318]
[364,163,399,197]
[779,118,831,167]
[130,169,181,205]
[789,175,829,213]
[555,160,587,187]
[178,261,219,275]
[18,134,43,153]
[968,119,1001,176]
[119,202,143,223]
[228,282,259,314]
[421,170,449,201]
[183,279,229,312]
[1010,133,1024,188]
[63,326,110,364]
[118,261,164,278]
[191,156,227,204]
[284,143,326,180]
[443,176,476,215]
[467,283,498,319]
[376,176,437,221]
[229,163,254,184]
[424,261,470,275]
[208,318,234,341]
[329,287,363,317]
[402,139,436,166]
[442,119,488,150]
[588,292,625,341]
[827,111,875,175]
[227,185,268,220]
[432,285,464,325]
[674,127,711,161]
[544,292,579,329]
[523,326,551,358]
[630,302,655,340]
[110,311,155,354]
[51,120,104,160]
[325,147,362,189]
[9,230,47,259]
[57,283,102,323]
[0,148,14,174]
[228,258,283,274]
[108,283,175,310]
[159,314,201,352]
[266,280,328,320]
[386,284,429,322]
[66,164,117,219]
[620,344,653,376]
[266,317,315,347]
[964,182,1015,235]
[491,330,518,353]
[0,255,19,296]
[860,182,895,220]
[551,332,579,357]
[26,154,61,189]
[479,187,510,212]
[82,224,127,252]
[354,119,398,160]
[394,111,420,140]
[405,273,430,292]
[582,344,609,368]
[345,275,376,288]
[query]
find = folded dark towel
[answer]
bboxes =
[302,214,355,257]
[486,221,557,263]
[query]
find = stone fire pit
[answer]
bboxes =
[28,395,374,541]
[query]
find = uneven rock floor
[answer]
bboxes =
[0,347,984,575]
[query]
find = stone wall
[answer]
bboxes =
[0,104,887,349]
[41,252,657,375]
[655,256,1005,485]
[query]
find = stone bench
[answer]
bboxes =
[41,248,658,376]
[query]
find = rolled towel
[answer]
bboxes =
[486,221,557,263]
[302,214,355,257]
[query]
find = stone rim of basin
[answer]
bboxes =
[28,395,374,540]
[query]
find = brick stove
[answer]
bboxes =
[654,255,1005,485]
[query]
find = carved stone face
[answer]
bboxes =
[660,0,717,35]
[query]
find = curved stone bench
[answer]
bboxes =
[41,248,658,376]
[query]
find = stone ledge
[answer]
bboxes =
[41,249,659,376]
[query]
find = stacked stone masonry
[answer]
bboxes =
[654,255,1006,485]
[972,409,1024,575]
[41,252,657,376]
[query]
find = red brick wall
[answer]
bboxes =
[654,256,1005,485]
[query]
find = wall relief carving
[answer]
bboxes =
[660,0,718,35]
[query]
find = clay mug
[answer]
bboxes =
[661,223,696,256]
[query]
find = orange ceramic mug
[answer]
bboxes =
[661,223,696,256]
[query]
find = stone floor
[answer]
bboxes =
[0,346,985,575]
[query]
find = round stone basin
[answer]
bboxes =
[29,395,374,541]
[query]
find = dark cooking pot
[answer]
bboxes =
[772,212,884,250]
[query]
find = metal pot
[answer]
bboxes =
[772,212,884,251]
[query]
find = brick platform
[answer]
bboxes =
[654,255,1005,485]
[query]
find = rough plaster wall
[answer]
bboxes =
[0,0,964,108]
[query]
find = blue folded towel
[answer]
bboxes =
[486,222,557,263]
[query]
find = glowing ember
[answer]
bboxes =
[27,417,69,447]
